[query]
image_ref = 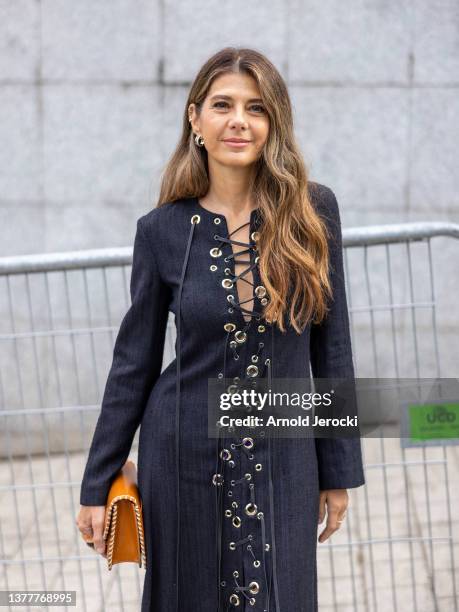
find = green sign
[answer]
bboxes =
[409,402,459,442]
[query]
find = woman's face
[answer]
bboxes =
[189,72,270,168]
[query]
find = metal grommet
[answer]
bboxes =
[212,473,224,486]
[228,460,235,468]
[251,354,259,363]
[265,543,270,551]
[191,214,201,224]
[255,463,262,471]
[255,255,260,263]
[228,307,234,313]
[258,325,266,333]
[232,501,238,508]
[233,570,239,578]
[234,330,247,344]
[222,278,233,289]
[220,448,232,461]
[245,502,258,516]
[224,322,236,332]
[254,560,261,568]
[221,580,226,586]
[232,516,242,528]
[210,247,222,257]
[225,509,232,517]
[246,364,259,377]
[242,437,254,449]
[229,542,236,551]
[255,285,266,298]
[228,491,233,497]
[249,581,260,595]
[217,372,224,379]
[210,264,218,272]
[227,294,235,302]
[248,453,254,460]
[260,298,268,305]
[265,358,271,365]
[214,217,221,224]
[229,594,240,606]
[257,511,264,519]
[230,443,236,449]
[244,473,252,481]
[251,231,259,241]
[249,596,256,605]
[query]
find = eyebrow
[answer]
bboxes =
[209,94,264,103]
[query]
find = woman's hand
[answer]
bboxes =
[317,489,348,543]
[76,505,107,558]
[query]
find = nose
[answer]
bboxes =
[228,105,249,128]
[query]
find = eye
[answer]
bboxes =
[212,101,265,113]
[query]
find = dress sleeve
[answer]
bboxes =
[79,216,170,506]
[309,185,365,490]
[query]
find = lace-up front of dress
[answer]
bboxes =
[175,201,281,611]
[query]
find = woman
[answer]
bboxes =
[76,47,365,612]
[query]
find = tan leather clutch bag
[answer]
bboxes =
[103,460,146,571]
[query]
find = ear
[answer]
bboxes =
[188,103,200,134]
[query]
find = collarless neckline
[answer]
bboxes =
[192,196,260,226]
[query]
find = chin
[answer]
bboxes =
[222,158,255,168]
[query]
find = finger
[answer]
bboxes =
[318,505,345,543]
[92,521,106,555]
[93,537,106,555]
[327,506,344,530]
[318,516,341,543]
[318,524,336,543]
[318,493,326,524]
[81,532,94,544]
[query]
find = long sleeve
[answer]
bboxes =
[309,185,365,490]
[79,215,170,505]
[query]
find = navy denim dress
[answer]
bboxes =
[79,181,365,611]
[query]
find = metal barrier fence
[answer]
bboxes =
[0,222,458,612]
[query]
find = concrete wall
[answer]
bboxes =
[1,0,458,257]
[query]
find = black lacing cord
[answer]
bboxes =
[214,218,282,611]
[175,216,199,611]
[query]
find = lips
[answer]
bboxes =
[223,139,251,143]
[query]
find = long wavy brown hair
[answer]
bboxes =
[156,47,333,334]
